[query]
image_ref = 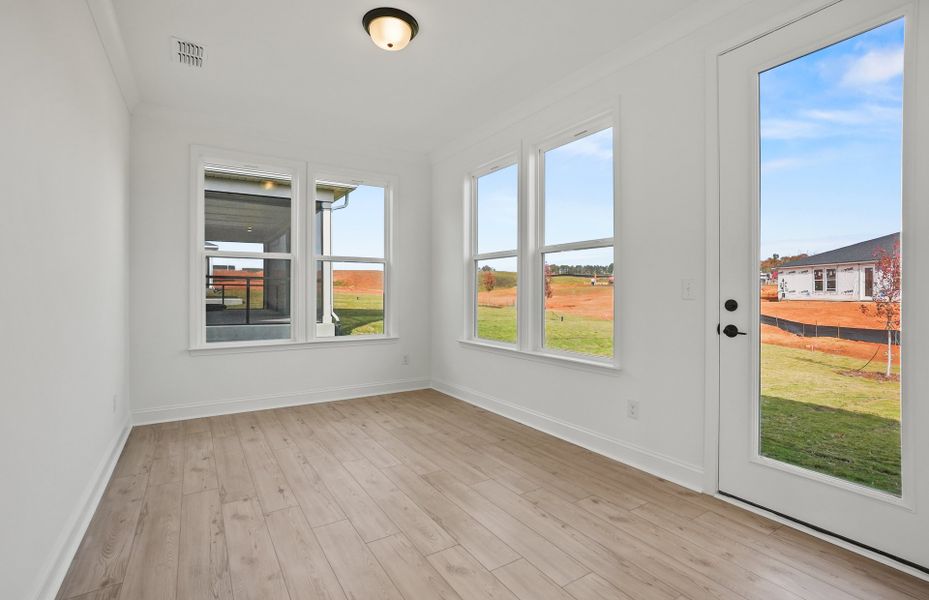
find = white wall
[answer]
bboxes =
[0,2,132,599]
[129,109,433,423]
[430,0,814,489]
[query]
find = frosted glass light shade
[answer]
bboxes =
[363,8,419,52]
[368,16,411,50]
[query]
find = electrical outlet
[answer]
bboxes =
[112,394,118,413]
[627,399,639,420]
[401,354,410,366]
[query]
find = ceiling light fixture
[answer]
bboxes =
[362,7,419,52]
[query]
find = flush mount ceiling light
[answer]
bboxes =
[362,7,419,51]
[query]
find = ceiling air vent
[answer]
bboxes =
[171,37,205,67]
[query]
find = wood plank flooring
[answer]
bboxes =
[56,390,929,600]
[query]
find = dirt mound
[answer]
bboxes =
[477,277,614,320]
[333,269,383,293]
[761,324,899,365]
[761,300,891,329]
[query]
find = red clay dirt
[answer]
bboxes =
[333,269,383,294]
[478,277,614,321]
[761,299,889,329]
[762,324,899,366]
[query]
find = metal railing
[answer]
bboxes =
[206,274,289,325]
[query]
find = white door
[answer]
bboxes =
[718,0,929,569]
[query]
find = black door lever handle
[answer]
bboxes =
[722,324,747,338]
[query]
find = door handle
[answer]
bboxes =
[722,324,747,338]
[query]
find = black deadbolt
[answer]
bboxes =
[724,299,738,312]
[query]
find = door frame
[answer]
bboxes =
[703,0,926,578]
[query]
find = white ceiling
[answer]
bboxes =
[113,0,698,156]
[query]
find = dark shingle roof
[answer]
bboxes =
[779,233,900,268]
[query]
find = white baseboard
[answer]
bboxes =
[132,378,431,426]
[34,418,131,600]
[430,379,705,492]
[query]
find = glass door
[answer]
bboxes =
[717,0,927,569]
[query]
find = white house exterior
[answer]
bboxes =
[775,233,899,301]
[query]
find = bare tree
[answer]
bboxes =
[859,240,901,378]
[544,263,554,299]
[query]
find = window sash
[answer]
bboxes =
[536,122,615,362]
[309,178,392,340]
[468,157,520,345]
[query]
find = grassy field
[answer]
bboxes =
[761,343,901,494]
[476,305,517,344]
[334,291,384,335]
[476,272,614,357]
[543,311,613,356]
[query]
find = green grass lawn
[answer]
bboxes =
[761,343,901,495]
[544,311,612,357]
[476,305,517,344]
[475,305,613,358]
[334,291,384,335]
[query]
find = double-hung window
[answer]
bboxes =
[466,116,617,365]
[314,179,388,338]
[539,125,615,359]
[199,163,298,345]
[191,149,393,349]
[470,161,519,344]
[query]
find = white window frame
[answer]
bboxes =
[189,146,397,352]
[461,111,620,372]
[309,166,396,341]
[533,114,618,366]
[466,153,520,347]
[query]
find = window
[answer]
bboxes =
[814,269,824,292]
[826,268,837,292]
[315,181,387,337]
[540,126,615,359]
[465,116,617,366]
[471,162,518,344]
[191,149,394,348]
[201,165,295,344]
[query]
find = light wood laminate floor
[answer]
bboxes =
[56,390,929,600]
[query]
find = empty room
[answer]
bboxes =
[5,0,929,598]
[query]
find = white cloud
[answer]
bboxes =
[801,104,899,125]
[760,118,823,140]
[841,47,904,87]
[761,157,807,173]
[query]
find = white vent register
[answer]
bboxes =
[171,37,205,67]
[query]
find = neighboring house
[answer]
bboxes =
[776,232,899,301]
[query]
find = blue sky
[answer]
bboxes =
[477,128,614,270]
[329,184,384,265]
[760,18,904,259]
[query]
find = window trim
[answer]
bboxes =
[189,146,396,351]
[466,153,520,346]
[463,110,620,370]
[308,166,396,340]
[533,114,618,365]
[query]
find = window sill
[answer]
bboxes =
[190,335,399,356]
[457,339,621,375]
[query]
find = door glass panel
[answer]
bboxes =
[759,19,903,495]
